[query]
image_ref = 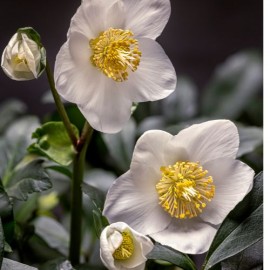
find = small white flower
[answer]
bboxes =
[1,28,46,81]
[103,120,255,254]
[54,0,176,133]
[100,222,154,270]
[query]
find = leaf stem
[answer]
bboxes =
[45,60,78,148]
[69,121,94,266]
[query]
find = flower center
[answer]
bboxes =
[90,28,141,82]
[14,55,27,65]
[113,230,134,260]
[156,161,215,219]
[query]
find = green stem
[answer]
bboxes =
[45,60,78,148]
[69,121,93,266]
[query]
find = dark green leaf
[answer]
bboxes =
[162,76,198,122]
[202,51,262,118]
[6,159,52,201]
[13,194,38,224]
[237,126,263,157]
[147,242,197,270]
[137,116,166,135]
[0,180,12,217]
[17,27,42,47]
[92,210,109,238]
[1,258,38,270]
[40,257,75,270]
[221,240,263,270]
[0,99,27,133]
[0,116,40,186]
[4,241,12,253]
[84,169,116,194]
[203,172,263,270]
[33,216,69,256]
[102,118,136,171]
[46,165,72,179]
[0,180,15,244]
[28,122,79,166]
[0,219,4,267]
[82,183,104,211]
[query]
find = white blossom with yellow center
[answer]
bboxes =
[1,32,46,81]
[100,222,154,270]
[103,120,254,254]
[54,0,176,133]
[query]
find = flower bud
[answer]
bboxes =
[1,27,46,81]
[100,222,154,270]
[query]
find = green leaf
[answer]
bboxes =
[84,169,116,194]
[0,116,40,186]
[162,76,198,122]
[45,165,72,179]
[0,180,14,244]
[82,182,104,211]
[102,118,136,172]
[0,219,4,267]
[17,27,42,48]
[40,257,75,270]
[146,242,196,270]
[28,122,79,166]
[6,159,52,201]
[220,239,262,270]
[237,126,263,157]
[137,116,166,135]
[33,216,69,256]
[202,51,262,118]
[1,258,38,270]
[0,99,27,134]
[13,194,38,224]
[203,172,263,270]
[0,180,12,217]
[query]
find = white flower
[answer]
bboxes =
[103,120,254,254]
[100,222,154,270]
[1,28,46,81]
[54,0,176,133]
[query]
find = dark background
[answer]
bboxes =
[0,0,263,116]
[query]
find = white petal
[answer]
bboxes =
[100,228,117,270]
[69,0,124,39]
[150,218,218,254]
[124,0,171,39]
[103,171,171,235]
[126,38,176,102]
[68,31,90,66]
[200,158,254,224]
[78,82,132,133]
[169,120,239,164]
[54,41,101,104]
[108,231,123,251]
[21,34,40,77]
[130,130,172,184]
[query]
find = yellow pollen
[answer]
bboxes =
[14,55,27,65]
[113,230,134,260]
[156,161,215,219]
[90,28,141,82]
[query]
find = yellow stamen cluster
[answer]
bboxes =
[14,55,27,65]
[90,28,141,82]
[113,230,134,260]
[156,161,215,219]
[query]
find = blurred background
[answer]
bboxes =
[0,0,263,116]
[0,0,263,269]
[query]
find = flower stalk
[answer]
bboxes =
[45,60,78,148]
[69,121,93,265]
